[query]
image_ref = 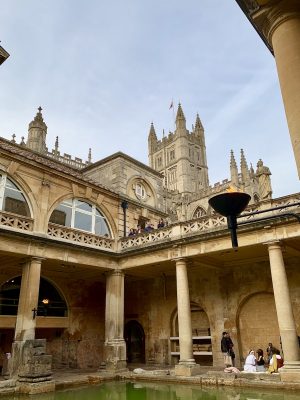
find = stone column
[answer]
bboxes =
[104,270,127,371]
[9,257,54,392]
[253,2,300,177]
[14,257,42,341]
[267,242,300,381]
[174,258,200,376]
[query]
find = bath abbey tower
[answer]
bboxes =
[148,103,272,222]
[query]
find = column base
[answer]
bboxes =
[104,339,127,372]
[17,381,55,395]
[175,361,200,377]
[280,362,300,383]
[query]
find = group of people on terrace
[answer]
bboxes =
[221,332,284,374]
[128,219,166,236]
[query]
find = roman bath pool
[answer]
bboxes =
[4,381,299,400]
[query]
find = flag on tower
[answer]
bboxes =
[169,100,173,110]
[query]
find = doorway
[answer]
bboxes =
[124,320,145,363]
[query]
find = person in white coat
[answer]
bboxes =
[244,350,256,372]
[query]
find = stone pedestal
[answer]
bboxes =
[9,339,54,394]
[104,339,127,372]
[175,362,201,377]
[280,362,300,383]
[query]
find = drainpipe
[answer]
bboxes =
[121,200,128,237]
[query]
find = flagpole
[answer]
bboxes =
[169,98,175,131]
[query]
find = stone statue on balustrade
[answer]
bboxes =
[256,159,272,200]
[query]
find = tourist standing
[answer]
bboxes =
[221,331,234,367]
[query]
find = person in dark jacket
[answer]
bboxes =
[221,331,235,367]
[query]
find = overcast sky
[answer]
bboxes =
[0,0,299,197]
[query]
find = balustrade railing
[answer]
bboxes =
[0,211,33,231]
[47,223,115,251]
[120,194,300,250]
[1,194,299,252]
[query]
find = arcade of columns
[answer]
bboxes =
[11,238,300,381]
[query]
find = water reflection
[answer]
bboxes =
[15,381,299,400]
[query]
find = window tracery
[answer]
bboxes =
[193,206,206,219]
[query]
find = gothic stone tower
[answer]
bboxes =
[26,107,48,154]
[148,104,209,195]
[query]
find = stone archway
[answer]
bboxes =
[124,320,145,364]
[170,302,212,365]
[237,292,280,362]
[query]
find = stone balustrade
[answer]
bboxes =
[0,211,33,231]
[0,194,299,253]
[120,194,300,250]
[47,223,115,251]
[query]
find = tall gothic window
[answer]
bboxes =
[193,206,206,219]
[0,173,30,217]
[49,199,111,237]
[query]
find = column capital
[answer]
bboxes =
[106,269,124,278]
[173,257,187,263]
[30,256,45,263]
[252,0,300,45]
[264,240,282,249]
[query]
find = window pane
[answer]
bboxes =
[61,199,73,207]
[95,215,110,237]
[49,204,72,226]
[75,200,92,212]
[3,188,29,216]
[74,211,92,232]
[6,178,19,190]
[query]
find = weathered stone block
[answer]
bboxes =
[174,363,200,376]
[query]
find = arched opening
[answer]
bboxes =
[170,302,212,366]
[0,276,69,370]
[0,276,68,316]
[193,206,206,219]
[237,292,280,362]
[124,320,145,364]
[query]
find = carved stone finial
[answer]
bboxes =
[20,136,25,146]
[11,133,16,143]
[38,106,42,113]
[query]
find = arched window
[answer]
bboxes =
[0,276,68,316]
[193,206,206,219]
[0,173,30,217]
[135,183,146,200]
[254,193,260,203]
[49,199,111,237]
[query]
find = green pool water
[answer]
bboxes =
[11,381,299,400]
